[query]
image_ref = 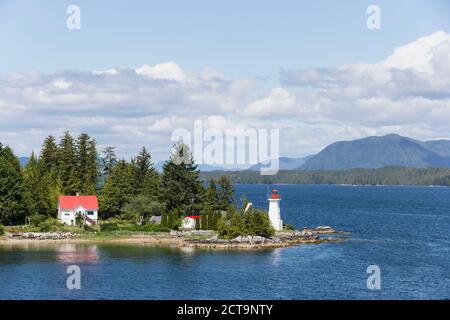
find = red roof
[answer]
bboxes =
[58,196,98,210]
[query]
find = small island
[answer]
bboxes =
[0,132,348,249]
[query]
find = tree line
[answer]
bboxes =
[0,132,235,226]
[200,167,450,186]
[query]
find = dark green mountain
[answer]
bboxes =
[301,134,450,170]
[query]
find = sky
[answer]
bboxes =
[1,0,450,164]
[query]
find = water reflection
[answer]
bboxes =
[56,244,99,264]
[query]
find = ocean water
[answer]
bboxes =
[0,184,449,300]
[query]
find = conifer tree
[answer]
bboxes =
[0,144,27,224]
[99,160,135,217]
[39,136,59,174]
[218,176,235,210]
[58,131,78,195]
[161,141,205,213]
[23,152,51,216]
[101,146,117,176]
[205,178,219,212]
[38,136,60,209]
[76,133,98,194]
[134,146,159,197]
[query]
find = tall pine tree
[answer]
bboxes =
[23,152,52,216]
[101,146,117,176]
[218,176,235,210]
[161,141,205,214]
[57,131,78,195]
[99,160,136,217]
[0,143,27,225]
[76,133,98,194]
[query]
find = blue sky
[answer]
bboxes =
[1,1,450,163]
[1,0,449,76]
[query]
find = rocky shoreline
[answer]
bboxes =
[176,227,349,249]
[1,226,348,249]
[5,232,79,240]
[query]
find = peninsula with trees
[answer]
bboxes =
[0,132,344,249]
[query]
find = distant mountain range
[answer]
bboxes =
[18,134,450,171]
[301,134,450,170]
[248,156,313,171]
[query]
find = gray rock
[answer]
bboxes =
[206,235,218,242]
[252,236,266,243]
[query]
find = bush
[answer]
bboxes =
[83,224,99,232]
[37,218,62,232]
[29,214,48,227]
[125,224,170,232]
[0,224,4,236]
[99,220,170,233]
[283,223,295,231]
[217,209,275,239]
[99,221,120,232]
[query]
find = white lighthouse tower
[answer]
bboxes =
[268,189,283,231]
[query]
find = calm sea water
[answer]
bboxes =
[0,184,449,300]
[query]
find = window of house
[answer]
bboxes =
[87,211,94,215]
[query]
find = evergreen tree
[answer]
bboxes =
[161,211,168,226]
[167,211,174,229]
[0,145,27,225]
[135,146,153,178]
[101,146,117,176]
[39,136,58,174]
[76,133,98,194]
[99,160,135,217]
[217,176,235,210]
[57,131,78,195]
[38,136,60,210]
[195,216,201,230]
[23,152,51,216]
[205,178,219,212]
[161,142,205,214]
[0,143,21,172]
[134,146,159,197]
[200,214,208,230]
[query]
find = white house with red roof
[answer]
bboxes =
[58,195,99,226]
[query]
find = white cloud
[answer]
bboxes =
[135,62,185,81]
[2,32,450,160]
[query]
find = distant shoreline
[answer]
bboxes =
[200,167,450,187]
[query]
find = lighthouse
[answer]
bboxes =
[268,189,283,231]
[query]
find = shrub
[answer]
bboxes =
[29,214,48,227]
[99,221,120,232]
[283,223,295,231]
[83,224,99,232]
[217,209,275,239]
[125,224,170,232]
[0,224,4,236]
[217,211,245,239]
[37,218,62,232]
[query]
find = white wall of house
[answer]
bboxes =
[58,205,98,226]
[58,210,76,226]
